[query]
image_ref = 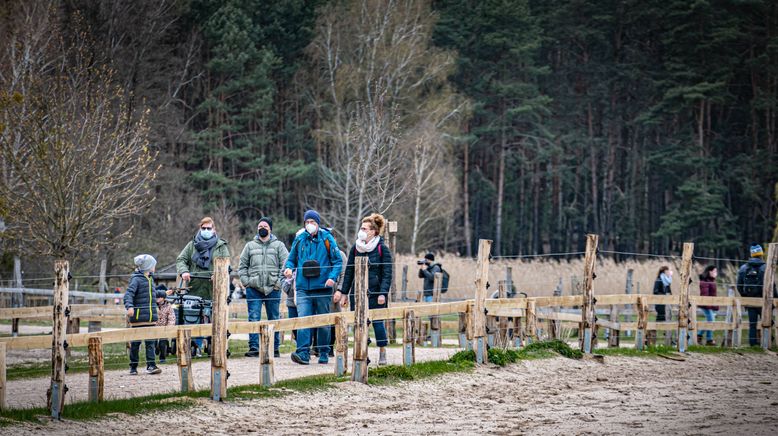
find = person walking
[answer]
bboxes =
[125,254,162,375]
[284,210,343,365]
[341,214,393,366]
[698,265,719,346]
[239,217,288,358]
[737,244,773,346]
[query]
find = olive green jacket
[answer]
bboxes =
[176,237,230,299]
[238,234,289,295]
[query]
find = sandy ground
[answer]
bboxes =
[5,346,458,410]
[6,351,778,435]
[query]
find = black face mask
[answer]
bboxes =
[258,228,270,238]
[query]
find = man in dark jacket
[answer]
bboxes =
[418,253,442,302]
[124,254,162,375]
[736,244,776,346]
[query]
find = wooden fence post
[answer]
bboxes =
[401,265,408,301]
[761,242,777,350]
[608,302,620,348]
[525,300,537,344]
[352,256,369,383]
[259,324,274,387]
[732,299,742,348]
[11,318,19,337]
[689,302,698,346]
[513,309,524,348]
[210,257,230,401]
[497,282,509,348]
[0,342,6,411]
[677,242,694,353]
[465,301,475,351]
[335,314,348,376]
[458,312,468,348]
[473,239,492,364]
[581,234,598,354]
[47,260,69,419]
[636,296,648,351]
[177,328,194,392]
[386,221,398,343]
[430,272,443,347]
[88,337,104,402]
[65,316,80,359]
[403,309,416,367]
[723,287,735,347]
[624,269,634,338]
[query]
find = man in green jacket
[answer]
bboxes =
[176,216,231,299]
[176,216,230,357]
[239,217,289,357]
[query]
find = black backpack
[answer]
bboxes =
[740,264,763,297]
[438,265,450,294]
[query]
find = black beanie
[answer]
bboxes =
[425,252,435,261]
[259,216,273,230]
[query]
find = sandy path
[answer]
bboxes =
[5,346,458,410]
[8,352,778,435]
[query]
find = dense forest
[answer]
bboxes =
[1,0,777,280]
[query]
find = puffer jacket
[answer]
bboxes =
[284,228,343,292]
[342,238,393,308]
[238,234,289,295]
[124,271,158,326]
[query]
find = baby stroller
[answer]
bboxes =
[168,282,213,357]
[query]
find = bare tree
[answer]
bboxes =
[0,12,158,259]
[306,0,459,247]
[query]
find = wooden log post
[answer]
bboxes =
[732,299,742,348]
[210,257,230,401]
[723,287,735,347]
[761,242,777,350]
[89,258,108,332]
[458,311,468,348]
[177,328,194,392]
[259,324,274,387]
[525,300,538,344]
[677,242,694,353]
[47,260,69,419]
[549,281,562,340]
[11,318,19,337]
[689,302,698,346]
[386,221,398,343]
[430,272,443,347]
[403,309,416,367]
[401,265,408,301]
[497,282,509,348]
[335,314,349,376]
[624,268,634,337]
[636,295,648,351]
[473,239,492,364]
[0,342,6,411]
[87,337,104,402]
[465,301,475,350]
[513,309,524,348]
[608,302,620,348]
[65,316,80,358]
[352,256,370,383]
[581,234,598,354]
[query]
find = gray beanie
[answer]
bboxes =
[133,254,157,272]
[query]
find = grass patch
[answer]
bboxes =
[368,359,474,385]
[448,340,583,367]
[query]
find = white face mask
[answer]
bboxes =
[305,223,318,235]
[357,230,368,241]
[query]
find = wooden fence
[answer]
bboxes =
[0,237,775,417]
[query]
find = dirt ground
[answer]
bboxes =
[7,351,778,435]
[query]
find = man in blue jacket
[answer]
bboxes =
[284,210,343,364]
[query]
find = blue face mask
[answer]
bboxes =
[200,229,214,239]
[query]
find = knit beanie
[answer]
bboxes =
[259,216,273,230]
[750,244,764,257]
[134,254,157,272]
[303,209,321,225]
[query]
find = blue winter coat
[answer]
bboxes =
[285,228,343,292]
[123,271,158,325]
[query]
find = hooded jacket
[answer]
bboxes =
[284,228,343,292]
[239,234,289,295]
[124,271,158,326]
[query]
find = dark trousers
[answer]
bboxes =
[129,325,156,369]
[747,307,761,346]
[157,339,170,362]
[655,305,667,322]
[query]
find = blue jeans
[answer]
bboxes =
[373,320,388,347]
[700,308,716,342]
[423,295,433,303]
[246,288,281,353]
[294,288,332,360]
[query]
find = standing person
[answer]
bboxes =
[239,217,289,358]
[176,217,230,356]
[341,214,393,366]
[653,266,672,322]
[125,254,162,375]
[418,253,442,303]
[737,244,771,346]
[698,265,719,346]
[155,287,176,363]
[284,210,343,365]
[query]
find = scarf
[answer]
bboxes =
[660,272,672,288]
[355,236,380,254]
[192,233,218,270]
